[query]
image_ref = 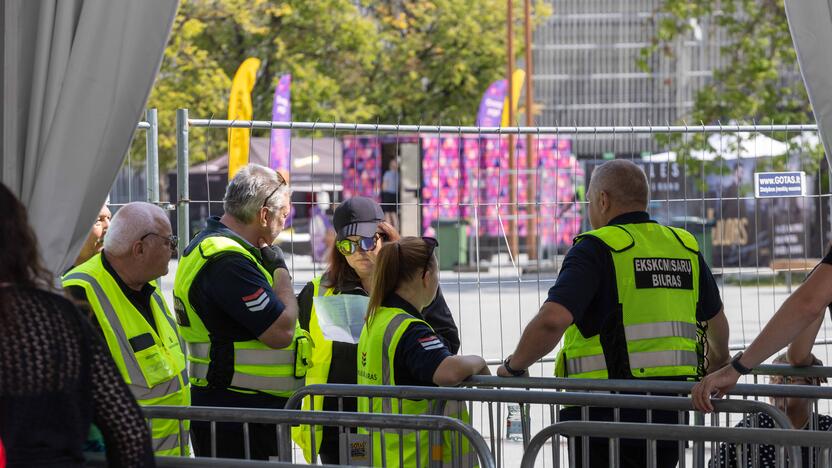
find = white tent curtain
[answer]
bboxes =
[784,0,832,165]
[2,0,178,275]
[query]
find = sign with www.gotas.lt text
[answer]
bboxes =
[754,171,806,198]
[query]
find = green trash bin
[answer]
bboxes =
[431,219,468,270]
[670,216,714,264]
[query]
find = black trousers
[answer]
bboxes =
[560,406,688,468]
[190,387,288,460]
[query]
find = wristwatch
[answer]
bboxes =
[503,357,526,377]
[730,352,752,375]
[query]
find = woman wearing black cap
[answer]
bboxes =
[292,196,461,464]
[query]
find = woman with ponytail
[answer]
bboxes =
[357,237,489,467]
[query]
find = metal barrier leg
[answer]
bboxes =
[210,420,216,458]
[243,422,251,460]
[175,108,190,255]
[580,406,589,468]
[145,108,160,203]
[692,412,704,468]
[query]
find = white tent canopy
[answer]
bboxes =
[645,132,791,162]
[2,0,178,275]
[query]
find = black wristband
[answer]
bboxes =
[730,352,752,375]
[503,357,526,377]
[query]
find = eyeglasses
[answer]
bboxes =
[421,237,438,278]
[336,233,386,255]
[140,232,178,250]
[262,176,289,210]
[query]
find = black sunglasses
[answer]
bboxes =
[140,232,178,250]
[421,237,438,278]
[337,233,386,255]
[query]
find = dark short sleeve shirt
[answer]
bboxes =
[546,211,723,338]
[385,294,453,386]
[187,217,284,341]
[821,246,832,267]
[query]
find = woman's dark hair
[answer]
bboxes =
[366,237,436,323]
[0,183,54,289]
[322,220,396,290]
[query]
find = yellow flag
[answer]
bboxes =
[227,57,261,181]
[501,69,525,127]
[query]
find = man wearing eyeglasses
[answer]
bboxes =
[173,163,306,460]
[63,202,189,457]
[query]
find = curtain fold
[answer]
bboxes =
[2,0,179,275]
[785,0,832,163]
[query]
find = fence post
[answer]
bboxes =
[146,108,160,203]
[176,108,190,257]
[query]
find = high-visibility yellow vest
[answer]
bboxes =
[357,306,476,467]
[292,275,336,462]
[62,254,190,456]
[555,223,703,380]
[172,234,310,398]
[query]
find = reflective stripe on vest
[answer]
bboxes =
[188,362,305,392]
[380,313,410,415]
[187,342,296,366]
[625,321,698,342]
[567,349,700,375]
[153,432,186,453]
[64,272,149,387]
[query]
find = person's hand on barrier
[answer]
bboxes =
[691,364,740,413]
[478,364,492,376]
[258,238,288,273]
[497,355,528,378]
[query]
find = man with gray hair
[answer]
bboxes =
[497,159,730,468]
[173,163,305,460]
[63,201,189,457]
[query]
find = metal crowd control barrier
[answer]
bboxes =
[284,384,792,468]
[86,452,336,467]
[463,375,832,400]
[462,375,832,466]
[520,422,832,468]
[143,406,495,468]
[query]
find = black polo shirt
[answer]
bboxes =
[385,293,453,386]
[547,211,723,338]
[65,252,157,332]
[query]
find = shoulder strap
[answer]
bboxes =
[666,226,700,254]
[574,225,635,252]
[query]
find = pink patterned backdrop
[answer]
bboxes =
[420,135,583,248]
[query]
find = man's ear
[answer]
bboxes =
[132,240,144,257]
[258,207,269,227]
[599,190,610,212]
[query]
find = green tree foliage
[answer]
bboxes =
[638,0,823,187]
[132,0,550,171]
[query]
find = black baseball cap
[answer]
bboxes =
[333,197,384,240]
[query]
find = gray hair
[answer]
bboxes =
[103,202,169,256]
[589,159,650,209]
[224,163,291,223]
